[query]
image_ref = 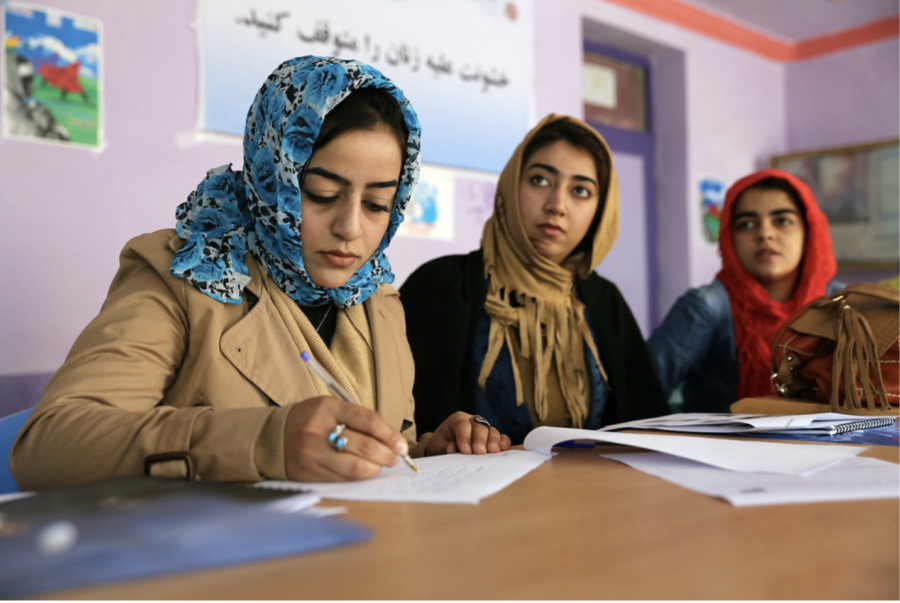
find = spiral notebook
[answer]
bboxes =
[601,412,897,436]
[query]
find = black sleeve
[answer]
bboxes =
[580,275,670,424]
[399,254,479,434]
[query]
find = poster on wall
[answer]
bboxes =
[772,140,900,267]
[697,175,725,244]
[458,170,500,230]
[1,1,101,148]
[397,163,498,241]
[400,163,456,241]
[197,0,533,173]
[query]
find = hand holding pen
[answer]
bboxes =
[301,351,420,474]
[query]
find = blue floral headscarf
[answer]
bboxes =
[170,56,421,307]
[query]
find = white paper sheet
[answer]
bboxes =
[602,451,900,506]
[0,492,33,505]
[255,450,550,504]
[261,491,322,515]
[523,426,865,475]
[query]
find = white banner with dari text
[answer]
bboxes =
[198,0,534,173]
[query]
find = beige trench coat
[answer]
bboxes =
[12,230,427,490]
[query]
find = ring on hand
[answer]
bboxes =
[472,415,491,428]
[329,424,348,453]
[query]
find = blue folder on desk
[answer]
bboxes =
[733,421,900,446]
[0,476,371,598]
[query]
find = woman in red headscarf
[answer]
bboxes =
[647,169,839,412]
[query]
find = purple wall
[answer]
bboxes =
[785,37,900,284]
[786,38,900,151]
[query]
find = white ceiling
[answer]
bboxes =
[676,0,899,42]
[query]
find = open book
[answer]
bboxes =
[600,412,896,436]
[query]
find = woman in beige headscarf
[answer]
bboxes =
[401,114,668,445]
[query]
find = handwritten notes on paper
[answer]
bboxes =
[523,426,866,475]
[256,450,550,504]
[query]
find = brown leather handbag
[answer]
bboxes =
[749,283,899,416]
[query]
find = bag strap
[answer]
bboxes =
[831,294,893,412]
[815,283,900,308]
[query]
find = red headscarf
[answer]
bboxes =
[716,169,837,399]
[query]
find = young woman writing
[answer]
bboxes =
[12,56,509,490]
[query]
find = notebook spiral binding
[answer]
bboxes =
[830,417,896,435]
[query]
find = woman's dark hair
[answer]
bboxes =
[521,120,611,255]
[311,87,409,163]
[738,176,807,225]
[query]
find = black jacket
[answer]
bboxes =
[400,249,668,435]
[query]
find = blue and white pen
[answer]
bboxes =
[300,351,420,474]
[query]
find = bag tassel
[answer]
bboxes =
[831,302,891,412]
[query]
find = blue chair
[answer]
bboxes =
[0,408,33,495]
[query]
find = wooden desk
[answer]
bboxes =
[51,444,899,600]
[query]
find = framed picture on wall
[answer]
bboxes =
[1,1,103,149]
[771,139,900,269]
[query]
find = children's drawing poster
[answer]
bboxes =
[397,162,497,241]
[2,1,102,148]
[400,163,456,241]
[698,175,725,243]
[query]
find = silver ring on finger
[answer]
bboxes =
[472,415,491,428]
[329,424,348,452]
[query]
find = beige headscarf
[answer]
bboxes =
[479,114,620,427]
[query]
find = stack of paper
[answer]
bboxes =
[523,426,899,506]
[599,412,897,436]
[522,427,864,474]
[602,452,899,506]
